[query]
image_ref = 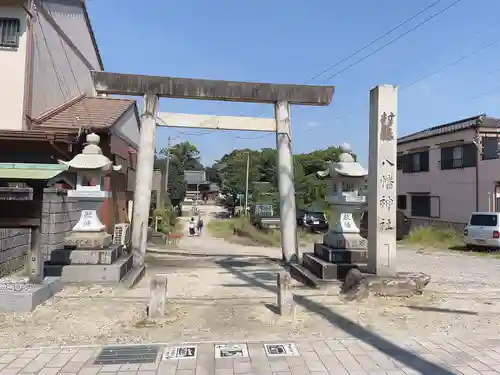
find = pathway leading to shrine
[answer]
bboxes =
[0,205,499,360]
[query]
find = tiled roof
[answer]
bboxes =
[32,95,135,130]
[397,114,500,145]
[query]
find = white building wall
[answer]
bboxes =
[397,128,477,224]
[0,6,29,130]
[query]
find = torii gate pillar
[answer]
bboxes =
[92,71,334,279]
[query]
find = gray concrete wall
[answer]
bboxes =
[0,187,81,277]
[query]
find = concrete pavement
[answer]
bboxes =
[1,335,500,375]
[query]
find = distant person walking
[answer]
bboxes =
[188,218,196,237]
[197,216,204,235]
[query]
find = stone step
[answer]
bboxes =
[48,245,122,265]
[314,243,368,264]
[120,265,146,289]
[302,253,364,281]
[289,263,322,289]
[45,255,134,283]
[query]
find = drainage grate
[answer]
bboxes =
[93,345,160,365]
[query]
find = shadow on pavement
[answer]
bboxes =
[406,305,478,315]
[217,257,455,375]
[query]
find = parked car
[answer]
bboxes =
[359,210,410,241]
[296,209,329,232]
[464,212,500,249]
[250,204,280,229]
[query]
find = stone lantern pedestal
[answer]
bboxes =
[293,145,369,282]
[44,133,133,283]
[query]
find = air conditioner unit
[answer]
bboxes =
[113,223,131,249]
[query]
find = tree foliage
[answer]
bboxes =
[213,145,352,208]
[152,137,353,211]
[155,141,202,206]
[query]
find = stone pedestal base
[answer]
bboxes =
[44,255,133,284]
[322,231,367,250]
[0,277,62,312]
[65,231,112,249]
[50,244,122,265]
[314,243,367,263]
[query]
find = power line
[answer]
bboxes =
[305,32,500,134]
[305,0,446,83]
[401,36,500,90]
[167,1,459,141]
[323,0,464,82]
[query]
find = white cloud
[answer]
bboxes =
[305,121,321,129]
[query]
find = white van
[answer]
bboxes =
[464,212,500,249]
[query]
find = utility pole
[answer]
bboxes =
[244,151,250,216]
[158,136,172,209]
[164,136,172,203]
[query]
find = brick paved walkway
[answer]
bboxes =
[1,335,500,375]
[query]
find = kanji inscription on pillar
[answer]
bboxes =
[368,85,398,276]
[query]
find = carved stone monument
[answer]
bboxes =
[367,85,397,276]
[300,144,369,281]
[45,133,133,283]
[291,85,431,297]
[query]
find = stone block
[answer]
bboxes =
[70,245,121,265]
[302,253,361,280]
[56,255,133,283]
[0,277,62,312]
[148,274,167,320]
[277,272,293,316]
[368,271,431,297]
[49,244,122,265]
[314,243,368,264]
[64,231,112,249]
[322,232,367,249]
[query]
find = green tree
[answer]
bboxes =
[156,141,203,206]
[213,145,347,208]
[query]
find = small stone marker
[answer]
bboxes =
[264,343,299,357]
[214,344,249,358]
[277,272,293,316]
[148,274,167,320]
[163,346,197,360]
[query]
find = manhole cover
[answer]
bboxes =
[93,345,160,365]
[264,343,299,357]
[215,344,248,358]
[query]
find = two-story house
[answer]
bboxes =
[397,114,500,228]
[0,0,142,230]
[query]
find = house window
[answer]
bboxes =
[397,154,403,170]
[0,18,20,48]
[482,137,500,160]
[397,195,407,210]
[402,151,429,173]
[410,194,440,218]
[441,143,477,169]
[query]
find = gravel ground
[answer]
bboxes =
[1,205,500,349]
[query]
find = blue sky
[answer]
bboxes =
[87,0,500,166]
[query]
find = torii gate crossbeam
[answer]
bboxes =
[92,71,334,283]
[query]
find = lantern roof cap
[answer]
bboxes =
[57,133,122,173]
[317,143,367,178]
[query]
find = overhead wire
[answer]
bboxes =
[161,0,461,141]
[322,0,463,82]
[304,19,500,133]
[304,0,447,83]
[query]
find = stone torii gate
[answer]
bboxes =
[91,71,334,277]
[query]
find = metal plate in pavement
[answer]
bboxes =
[93,345,160,365]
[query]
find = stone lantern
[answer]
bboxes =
[299,144,369,281]
[58,133,121,249]
[318,143,368,249]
